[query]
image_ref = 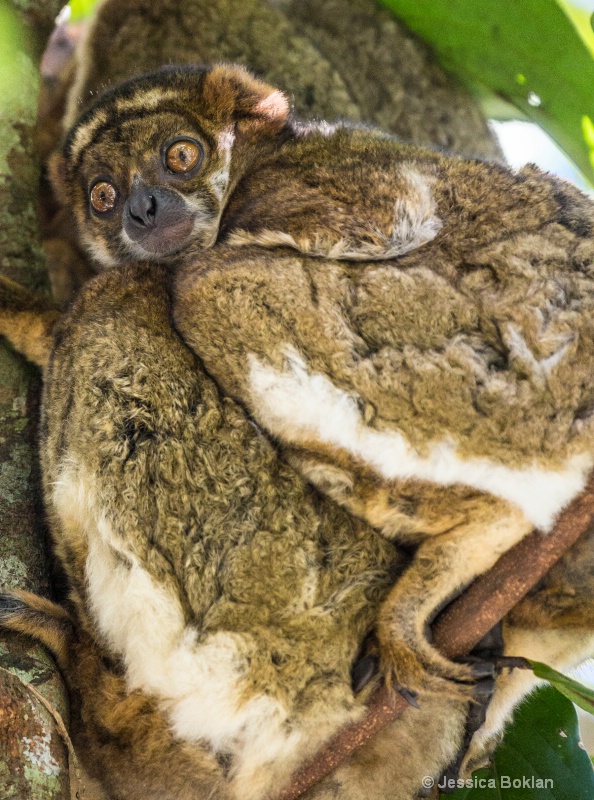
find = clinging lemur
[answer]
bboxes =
[50,63,446,268]
[0,584,476,800]
[0,266,482,800]
[48,63,594,773]
[40,0,501,307]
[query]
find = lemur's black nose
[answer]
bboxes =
[122,178,194,255]
[127,177,157,227]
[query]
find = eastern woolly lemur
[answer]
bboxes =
[49,63,594,771]
[50,63,448,269]
[0,592,490,800]
[0,267,479,800]
[42,0,500,306]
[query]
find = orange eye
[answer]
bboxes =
[165,140,202,173]
[90,181,117,213]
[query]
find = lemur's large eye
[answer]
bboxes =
[165,139,202,173]
[90,180,117,213]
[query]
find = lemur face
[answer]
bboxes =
[51,65,289,268]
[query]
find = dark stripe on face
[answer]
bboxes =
[70,104,216,174]
[64,65,211,165]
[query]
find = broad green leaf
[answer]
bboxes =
[559,1,594,57]
[529,660,594,715]
[380,0,594,183]
[441,686,594,799]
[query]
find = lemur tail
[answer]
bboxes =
[0,276,62,367]
[0,590,74,671]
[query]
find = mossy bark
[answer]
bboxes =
[0,1,72,798]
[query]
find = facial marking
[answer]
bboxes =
[68,108,109,165]
[208,127,234,202]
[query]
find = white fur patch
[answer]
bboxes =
[80,230,119,269]
[185,195,223,248]
[85,533,292,754]
[51,462,357,797]
[208,127,234,202]
[389,166,443,256]
[253,90,289,122]
[247,348,593,529]
[209,169,231,203]
[294,120,338,138]
[227,167,442,261]
[504,324,573,384]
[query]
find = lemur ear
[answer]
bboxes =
[203,64,289,131]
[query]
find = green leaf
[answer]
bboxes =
[529,660,594,715]
[68,0,100,23]
[380,0,594,184]
[441,686,594,799]
[558,1,594,58]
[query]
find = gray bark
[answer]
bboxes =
[0,2,72,798]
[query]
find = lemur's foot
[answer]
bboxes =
[459,731,500,779]
[377,635,476,699]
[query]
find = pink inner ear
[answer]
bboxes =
[253,90,289,121]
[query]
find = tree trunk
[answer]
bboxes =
[0,2,73,798]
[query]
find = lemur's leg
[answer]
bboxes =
[377,499,532,695]
[0,275,61,367]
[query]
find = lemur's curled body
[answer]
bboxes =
[0,588,474,800]
[47,64,594,771]
[55,65,594,688]
[0,265,479,800]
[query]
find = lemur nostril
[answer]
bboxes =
[128,180,158,227]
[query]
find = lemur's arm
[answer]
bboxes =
[0,276,61,368]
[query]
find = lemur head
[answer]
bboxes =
[50,64,290,268]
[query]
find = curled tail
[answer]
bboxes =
[0,590,73,672]
[0,276,62,367]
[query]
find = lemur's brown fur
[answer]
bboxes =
[0,267,476,799]
[46,61,594,771]
[41,0,500,307]
[63,0,500,156]
[49,63,500,272]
